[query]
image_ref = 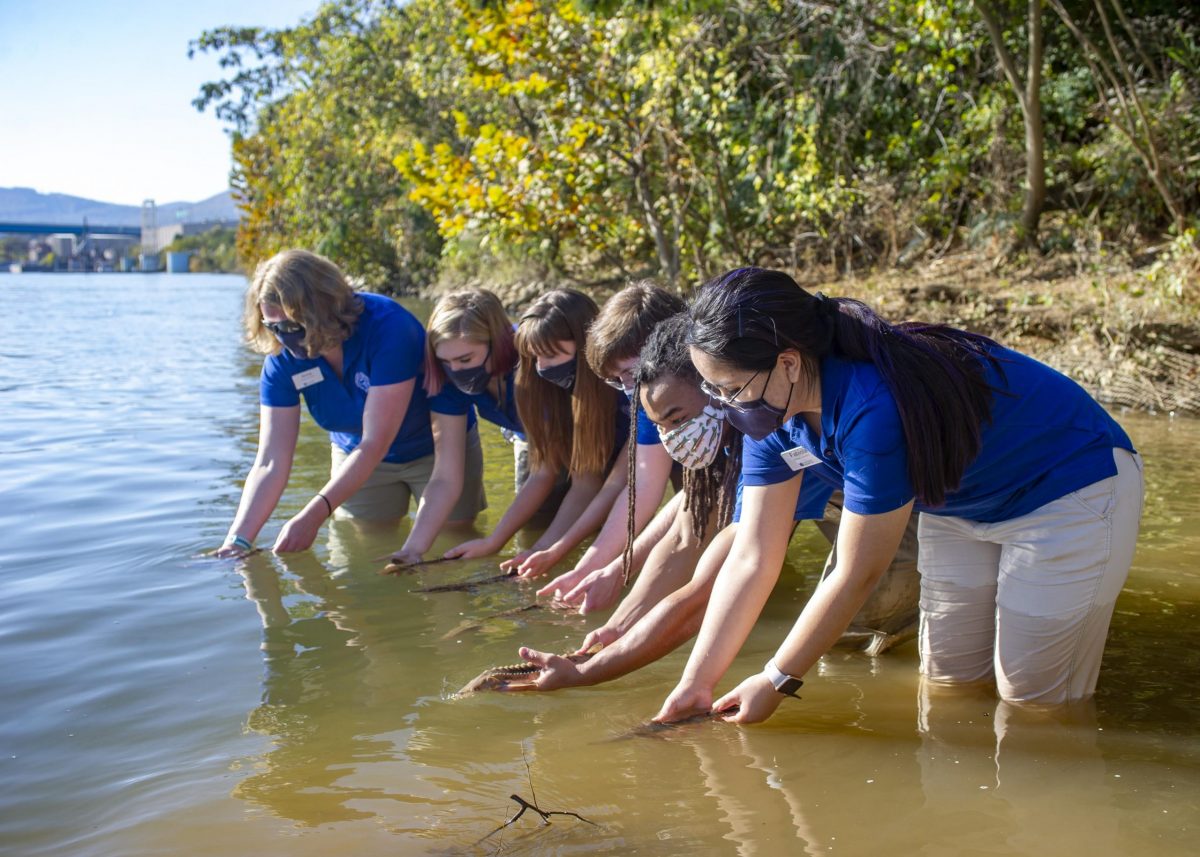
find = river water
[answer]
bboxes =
[1,272,1197,856]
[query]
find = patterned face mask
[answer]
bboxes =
[657,403,725,470]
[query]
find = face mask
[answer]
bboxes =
[720,366,793,441]
[537,355,577,391]
[443,346,492,395]
[657,404,725,469]
[275,329,309,359]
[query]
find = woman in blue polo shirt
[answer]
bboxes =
[656,267,1142,724]
[217,249,476,556]
[387,289,520,565]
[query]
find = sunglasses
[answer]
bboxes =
[262,318,305,336]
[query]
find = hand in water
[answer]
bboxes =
[576,623,621,656]
[713,673,787,724]
[273,508,323,553]
[654,681,714,724]
[445,537,500,560]
[498,549,534,571]
[513,546,564,579]
[539,563,623,614]
[511,647,587,691]
[388,545,424,566]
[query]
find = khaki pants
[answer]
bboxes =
[330,423,487,522]
[917,448,1144,704]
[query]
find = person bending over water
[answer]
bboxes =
[440,289,629,564]
[520,281,685,610]
[656,267,1142,725]
[387,289,520,565]
[513,314,919,690]
[218,249,461,557]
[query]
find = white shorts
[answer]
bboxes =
[917,448,1144,704]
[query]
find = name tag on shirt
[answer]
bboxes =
[781,446,822,472]
[292,367,324,390]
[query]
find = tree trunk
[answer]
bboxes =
[974,0,1047,251]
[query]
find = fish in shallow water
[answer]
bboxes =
[604,706,741,741]
[414,568,519,593]
[439,603,545,640]
[456,652,594,694]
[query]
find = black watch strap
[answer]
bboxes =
[764,658,804,697]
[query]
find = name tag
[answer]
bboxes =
[781,446,822,472]
[292,367,324,390]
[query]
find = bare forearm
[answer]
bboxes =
[487,471,557,550]
[227,462,290,543]
[577,582,711,685]
[404,477,463,554]
[534,474,602,549]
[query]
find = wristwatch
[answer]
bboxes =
[764,658,804,698]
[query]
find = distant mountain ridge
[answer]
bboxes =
[0,188,239,227]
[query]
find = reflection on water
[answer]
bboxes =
[1,273,1198,856]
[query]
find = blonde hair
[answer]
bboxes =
[243,249,362,356]
[423,289,518,396]
[585,280,686,377]
[515,289,616,476]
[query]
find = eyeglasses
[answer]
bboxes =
[263,318,305,336]
[699,368,769,413]
[602,368,636,392]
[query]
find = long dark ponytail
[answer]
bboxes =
[621,314,741,584]
[687,268,1000,508]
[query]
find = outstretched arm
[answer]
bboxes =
[391,412,468,564]
[713,500,912,723]
[217,404,300,556]
[273,379,414,552]
[516,522,738,690]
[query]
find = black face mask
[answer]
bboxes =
[443,347,492,396]
[536,355,577,391]
[274,329,309,359]
[719,366,793,441]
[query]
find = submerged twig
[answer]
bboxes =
[475,746,597,846]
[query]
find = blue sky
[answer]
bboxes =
[0,0,319,205]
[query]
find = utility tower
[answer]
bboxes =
[140,200,157,253]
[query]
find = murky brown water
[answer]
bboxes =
[1,273,1196,856]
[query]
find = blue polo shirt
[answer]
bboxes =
[427,367,523,435]
[741,346,1134,522]
[259,292,434,464]
[733,462,838,523]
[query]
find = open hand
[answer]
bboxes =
[576,623,621,655]
[444,537,499,560]
[512,546,564,579]
[653,680,714,724]
[713,673,787,724]
[272,508,323,553]
[509,646,588,691]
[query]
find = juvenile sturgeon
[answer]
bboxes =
[456,652,594,694]
[605,706,741,741]
[439,603,545,640]
[414,568,519,593]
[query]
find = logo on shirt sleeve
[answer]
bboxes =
[354,372,371,392]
